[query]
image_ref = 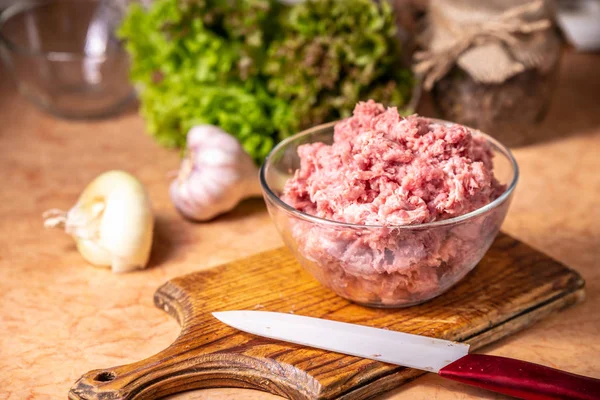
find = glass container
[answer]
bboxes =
[0,0,133,118]
[260,119,519,307]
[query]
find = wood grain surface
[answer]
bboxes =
[0,50,599,400]
[68,233,584,400]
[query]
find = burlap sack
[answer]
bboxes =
[414,0,560,90]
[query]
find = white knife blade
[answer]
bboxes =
[212,310,469,372]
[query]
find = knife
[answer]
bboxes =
[213,311,600,400]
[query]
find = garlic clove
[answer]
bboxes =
[169,182,199,218]
[170,125,262,221]
[187,124,238,149]
[44,170,154,273]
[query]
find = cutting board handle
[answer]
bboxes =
[68,282,320,400]
[439,354,600,400]
[68,349,311,400]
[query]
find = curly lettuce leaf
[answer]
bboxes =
[119,0,413,164]
[264,0,412,128]
[119,0,296,163]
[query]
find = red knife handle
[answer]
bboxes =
[438,354,600,400]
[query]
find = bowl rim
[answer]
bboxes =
[0,0,127,60]
[260,117,520,230]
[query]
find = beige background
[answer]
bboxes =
[0,50,598,399]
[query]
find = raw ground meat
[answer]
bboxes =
[281,100,509,306]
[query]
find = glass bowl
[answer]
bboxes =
[260,119,519,308]
[0,0,133,119]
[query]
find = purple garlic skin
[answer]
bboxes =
[170,125,261,221]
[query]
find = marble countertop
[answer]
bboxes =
[0,50,598,400]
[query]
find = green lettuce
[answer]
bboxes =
[119,0,412,164]
[264,0,413,128]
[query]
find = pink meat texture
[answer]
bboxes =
[282,100,508,305]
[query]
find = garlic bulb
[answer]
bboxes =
[170,125,262,221]
[43,170,154,273]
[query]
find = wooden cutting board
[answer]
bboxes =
[69,233,585,400]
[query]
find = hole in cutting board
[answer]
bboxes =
[94,371,116,382]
